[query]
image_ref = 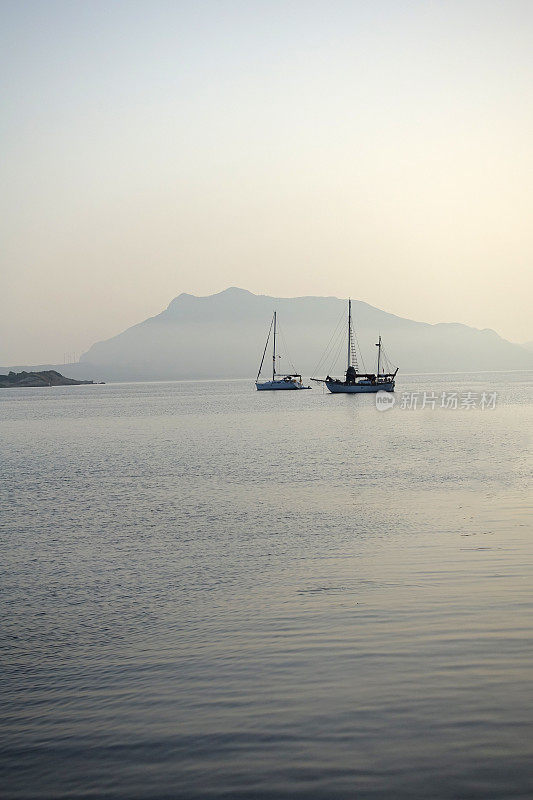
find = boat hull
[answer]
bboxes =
[256,380,310,390]
[326,381,395,394]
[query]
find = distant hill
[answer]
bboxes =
[72,288,533,380]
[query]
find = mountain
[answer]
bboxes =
[76,288,533,380]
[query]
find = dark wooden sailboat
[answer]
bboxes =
[312,299,398,393]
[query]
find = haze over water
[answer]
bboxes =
[1,372,532,799]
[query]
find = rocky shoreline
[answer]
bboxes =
[0,370,97,388]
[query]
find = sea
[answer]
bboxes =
[1,372,532,800]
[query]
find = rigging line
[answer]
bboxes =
[312,305,345,375]
[353,330,366,372]
[332,338,345,374]
[330,323,347,374]
[277,321,298,375]
[311,306,346,377]
[348,303,364,372]
[318,320,345,377]
[386,347,396,370]
[379,343,396,371]
[255,315,274,382]
[349,327,359,371]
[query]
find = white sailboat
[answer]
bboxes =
[255,312,310,390]
[312,299,398,393]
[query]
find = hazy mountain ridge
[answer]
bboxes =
[70,288,533,381]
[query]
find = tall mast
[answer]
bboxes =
[272,311,277,381]
[376,335,381,375]
[347,299,352,370]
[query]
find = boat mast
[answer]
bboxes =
[256,314,274,383]
[376,335,381,375]
[347,299,352,370]
[272,311,277,381]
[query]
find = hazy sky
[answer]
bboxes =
[1,0,532,364]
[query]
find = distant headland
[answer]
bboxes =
[0,370,98,388]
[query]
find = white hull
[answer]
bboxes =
[256,380,310,390]
[255,312,309,391]
[326,381,395,394]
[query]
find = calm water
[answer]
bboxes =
[1,373,532,799]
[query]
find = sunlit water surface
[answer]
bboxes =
[1,372,532,799]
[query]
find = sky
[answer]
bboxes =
[1,0,532,365]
